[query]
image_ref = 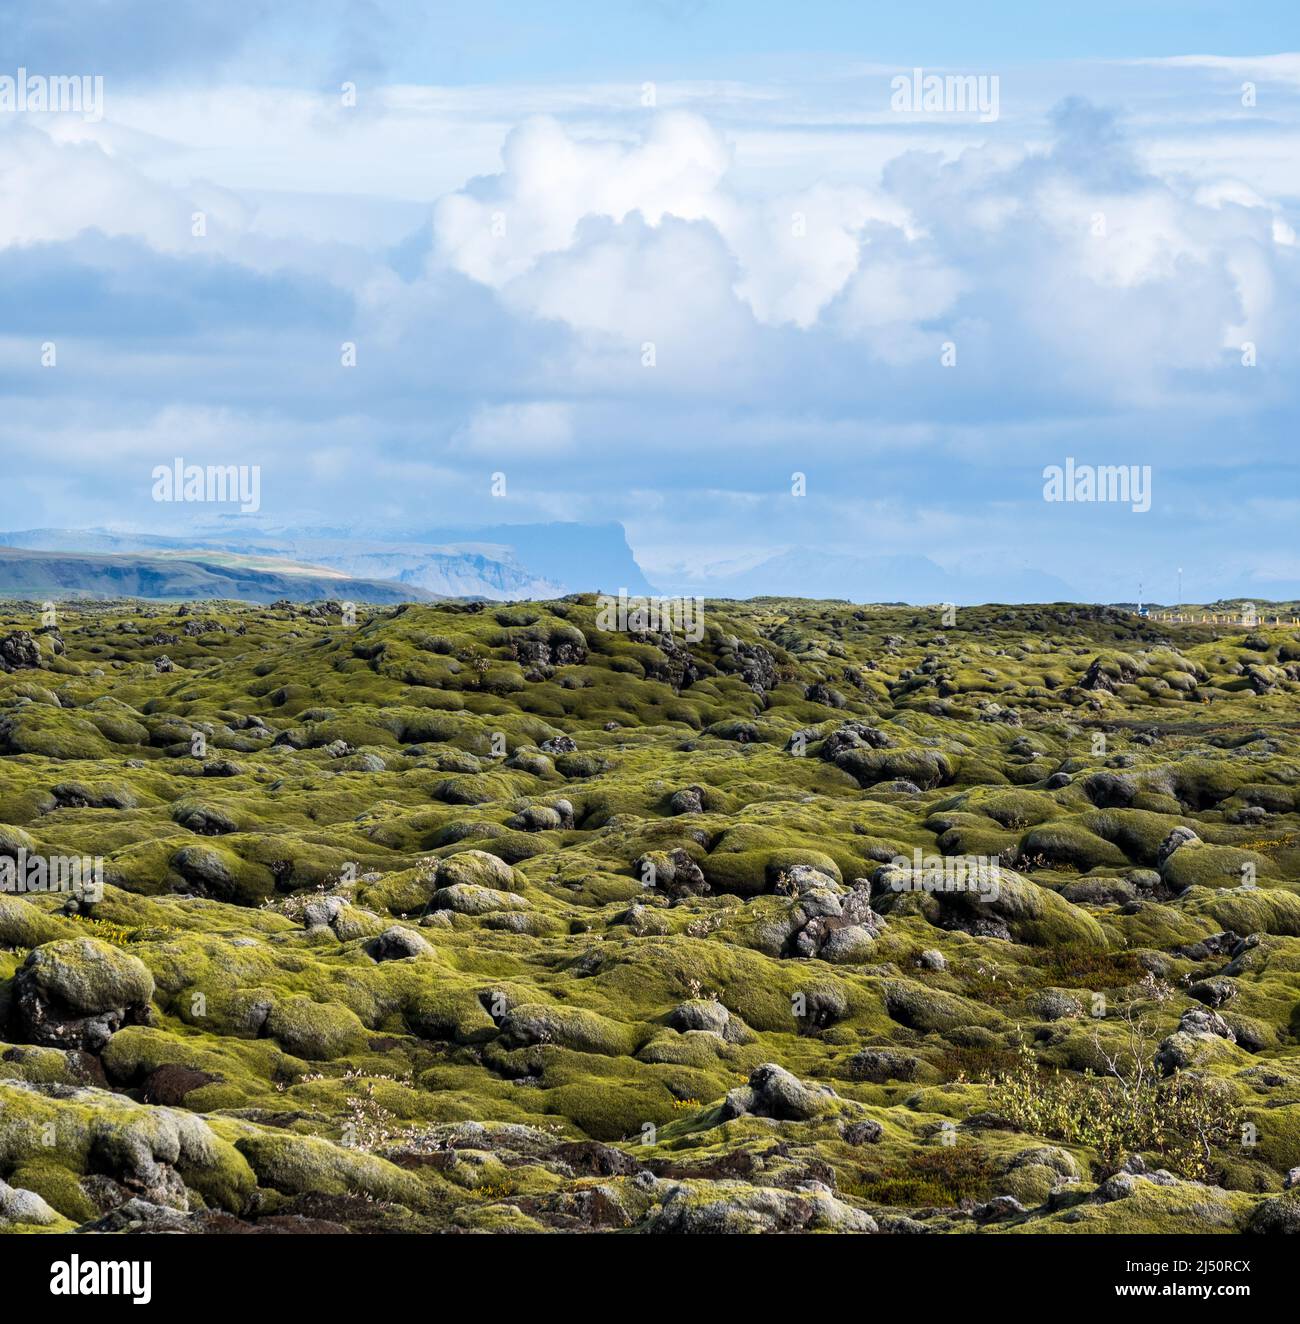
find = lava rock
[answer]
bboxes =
[13,938,154,1051]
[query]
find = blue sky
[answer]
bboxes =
[1,2,1298,601]
[8,3,1296,81]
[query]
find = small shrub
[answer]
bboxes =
[987,1041,1239,1180]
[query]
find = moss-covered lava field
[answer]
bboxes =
[2,596,1300,1235]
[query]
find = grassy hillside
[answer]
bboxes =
[1,596,1298,1234]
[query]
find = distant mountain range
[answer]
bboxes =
[11,525,1277,608]
[0,523,656,603]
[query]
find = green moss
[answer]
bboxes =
[265,997,370,1061]
[6,1160,97,1223]
[224,1126,436,1208]
[18,936,154,1014]
[0,598,1297,1233]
